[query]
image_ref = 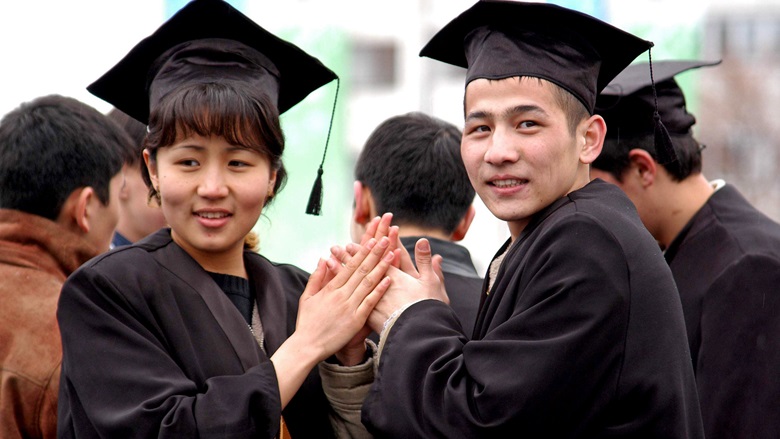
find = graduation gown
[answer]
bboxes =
[57,229,334,439]
[362,180,703,438]
[664,184,780,439]
[400,236,483,334]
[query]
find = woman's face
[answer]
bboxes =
[144,133,276,268]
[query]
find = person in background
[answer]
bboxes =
[56,1,391,438]
[0,94,130,439]
[351,112,482,334]
[591,59,780,439]
[107,108,168,248]
[332,1,704,437]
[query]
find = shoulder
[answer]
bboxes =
[76,232,174,283]
[687,185,780,260]
[61,231,180,308]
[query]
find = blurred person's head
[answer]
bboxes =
[352,112,476,242]
[591,60,720,247]
[0,95,130,252]
[107,108,168,244]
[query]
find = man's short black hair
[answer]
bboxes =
[355,112,475,235]
[0,95,129,220]
[594,133,703,182]
[107,107,146,167]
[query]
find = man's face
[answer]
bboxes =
[120,163,168,240]
[461,77,586,237]
[88,172,124,253]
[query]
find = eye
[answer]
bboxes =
[177,159,199,167]
[518,120,537,129]
[465,124,491,135]
[228,160,251,168]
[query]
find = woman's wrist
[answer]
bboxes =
[334,341,369,366]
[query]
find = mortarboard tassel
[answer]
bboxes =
[648,47,679,168]
[306,78,340,216]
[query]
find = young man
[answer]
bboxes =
[591,59,780,439]
[107,108,168,248]
[351,112,482,333]
[354,1,703,437]
[0,95,130,439]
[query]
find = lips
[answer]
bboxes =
[193,209,232,228]
[196,211,231,219]
[491,178,527,188]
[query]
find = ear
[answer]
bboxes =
[627,149,657,188]
[56,187,95,234]
[578,114,606,164]
[267,168,278,198]
[352,180,375,226]
[450,204,476,242]
[143,148,158,190]
[118,166,130,201]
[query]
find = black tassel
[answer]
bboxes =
[653,112,678,165]
[306,166,324,216]
[305,78,340,216]
[648,47,679,169]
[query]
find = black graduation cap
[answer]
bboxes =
[596,59,722,137]
[88,0,336,124]
[87,0,338,215]
[419,0,652,114]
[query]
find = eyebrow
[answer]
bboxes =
[169,143,251,153]
[465,104,549,123]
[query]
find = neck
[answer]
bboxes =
[654,173,715,248]
[171,231,248,278]
[114,220,143,244]
[397,224,451,241]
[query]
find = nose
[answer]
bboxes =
[197,165,229,199]
[483,127,520,165]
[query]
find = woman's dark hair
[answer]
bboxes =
[142,81,287,204]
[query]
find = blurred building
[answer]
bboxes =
[698,0,780,221]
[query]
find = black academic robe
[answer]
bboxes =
[664,184,780,439]
[57,229,334,439]
[400,236,483,334]
[362,180,703,438]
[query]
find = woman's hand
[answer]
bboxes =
[271,236,393,408]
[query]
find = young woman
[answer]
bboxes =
[56,1,391,437]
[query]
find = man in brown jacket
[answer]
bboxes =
[0,95,130,438]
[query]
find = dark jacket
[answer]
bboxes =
[665,183,780,439]
[57,229,334,439]
[363,180,704,438]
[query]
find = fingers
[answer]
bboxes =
[414,238,434,281]
[373,213,393,242]
[360,216,380,245]
[342,237,393,297]
[431,254,445,284]
[326,236,386,294]
[356,275,391,321]
[431,254,449,305]
[301,259,328,301]
[396,234,417,274]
